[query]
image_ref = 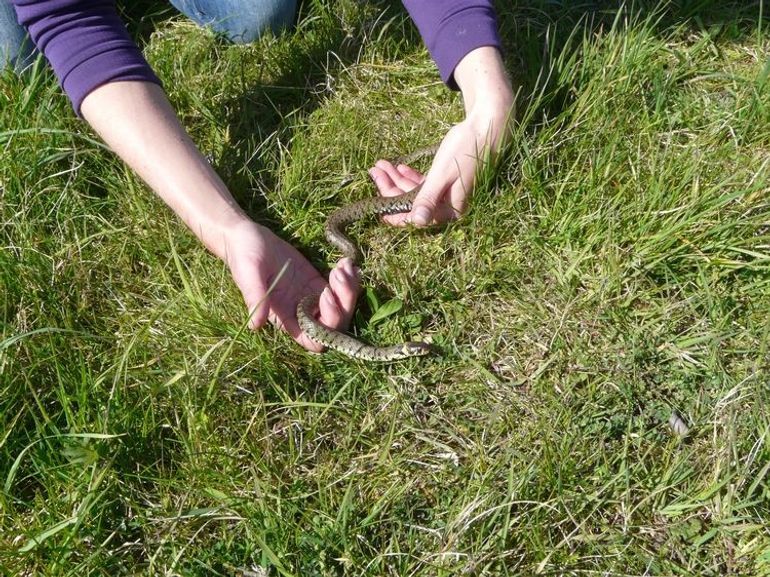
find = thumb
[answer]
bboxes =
[409,178,447,227]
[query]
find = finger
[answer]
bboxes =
[395,163,425,183]
[271,293,326,354]
[294,283,356,354]
[409,153,473,226]
[317,285,342,329]
[369,166,415,203]
[260,261,326,352]
[239,275,271,330]
[373,159,422,193]
[369,165,423,227]
[325,258,360,327]
[427,202,460,224]
[318,262,359,330]
[368,166,395,195]
[293,304,326,354]
[448,177,471,218]
[384,198,457,227]
[296,322,325,353]
[408,173,450,227]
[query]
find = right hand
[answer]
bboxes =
[224,220,361,352]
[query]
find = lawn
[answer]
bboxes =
[1,1,769,575]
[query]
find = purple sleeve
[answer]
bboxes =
[401,0,502,90]
[10,0,161,115]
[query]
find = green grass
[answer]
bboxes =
[2,0,770,575]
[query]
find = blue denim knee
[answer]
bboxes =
[170,0,298,44]
[0,0,34,70]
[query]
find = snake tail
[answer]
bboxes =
[298,294,432,362]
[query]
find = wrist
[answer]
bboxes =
[451,47,514,153]
[199,211,256,264]
[454,46,515,118]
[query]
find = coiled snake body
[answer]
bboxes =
[297,186,432,361]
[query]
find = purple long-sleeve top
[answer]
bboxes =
[10,1,501,115]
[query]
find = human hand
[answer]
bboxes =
[369,113,510,226]
[369,46,514,227]
[225,221,360,352]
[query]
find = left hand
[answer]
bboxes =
[369,46,514,227]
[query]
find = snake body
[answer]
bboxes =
[297,186,432,361]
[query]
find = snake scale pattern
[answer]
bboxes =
[297,185,432,361]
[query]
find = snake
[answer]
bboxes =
[296,183,433,361]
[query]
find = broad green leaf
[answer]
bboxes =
[369,298,403,325]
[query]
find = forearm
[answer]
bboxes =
[453,46,514,138]
[80,81,249,261]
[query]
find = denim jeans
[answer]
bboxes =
[0,0,297,70]
[0,0,32,70]
[169,0,297,43]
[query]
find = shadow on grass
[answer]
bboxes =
[212,0,423,224]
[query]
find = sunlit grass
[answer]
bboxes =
[1,1,769,575]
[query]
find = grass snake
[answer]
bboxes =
[297,172,434,361]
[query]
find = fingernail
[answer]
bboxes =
[412,206,431,226]
[337,258,356,279]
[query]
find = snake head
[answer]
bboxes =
[402,342,433,357]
